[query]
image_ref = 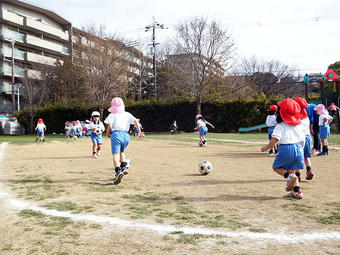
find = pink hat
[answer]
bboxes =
[195,114,202,120]
[314,104,328,115]
[108,97,125,113]
[277,99,301,125]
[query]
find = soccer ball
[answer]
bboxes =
[94,126,101,135]
[198,160,212,175]
[198,141,206,147]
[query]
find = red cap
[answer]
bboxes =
[72,121,76,125]
[277,99,301,125]
[294,97,308,119]
[38,118,43,124]
[269,105,278,111]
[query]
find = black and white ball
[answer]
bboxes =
[198,141,206,147]
[198,160,212,175]
[94,126,101,135]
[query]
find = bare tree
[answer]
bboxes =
[235,56,304,97]
[175,16,236,113]
[19,75,49,133]
[74,25,130,117]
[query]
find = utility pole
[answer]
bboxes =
[145,17,166,100]
[10,38,15,114]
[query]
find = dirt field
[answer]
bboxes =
[1,136,340,255]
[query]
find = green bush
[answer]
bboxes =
[16,98,279,134]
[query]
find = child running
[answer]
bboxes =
[194,114,215,147]
[265,105,278,156]
[315,104,334,156]
[261,99,305,199]
[35,118,46,142]
[88,111,105,158]
[294,97,314,181]
[104,97,143,185]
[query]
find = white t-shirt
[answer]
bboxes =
[272,122,305,144]
[89,121,105,133]
[197,119,207,127]
[266,115,277,127]
[36,123,46,131]
[299,117,310,136]
[104,112,136,132]
[318,114,332,126]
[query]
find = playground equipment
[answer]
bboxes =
[238,124,267,133]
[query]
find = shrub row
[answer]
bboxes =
[16,98,278,134]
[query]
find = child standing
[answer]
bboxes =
[294,97,314,181]
[64,122,71,138]
[315,104,333,156]
[88,111,105,158]
[35,118,46,142]
[134,119,143,137]
[261,99,305,199]
[194,114,215,147]
[265,105,278,156]
[104,97,143,185]
[170,120,178,135]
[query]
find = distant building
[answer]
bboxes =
[0,0,151,115]
[0,0,72,114]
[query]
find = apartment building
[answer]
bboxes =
[0,0,72,114]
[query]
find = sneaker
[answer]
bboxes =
[317,152,328,156]
[122,167,128,175]
[268,152,275,157]
[113,171,124,185]
[306,170,314,180]
[286,174,297,191]
[35,138,38,142]
[288,190,303,199]
[96,150,101,156]
[92,152,97,158]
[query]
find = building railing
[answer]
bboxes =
[0,29,25,42]
[0,47,25,60]
[0,63,25,77]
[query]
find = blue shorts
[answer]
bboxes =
[304,135,312,158]
[273,143,304,170]
[320,125,330,138]
[37,129,44,136]
[110,130,130,154]
[268,126,275,140]
[199,126,208,135]
[91,133,102,144]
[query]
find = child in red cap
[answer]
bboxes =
[35,118,46,142]
[265,105,278,156]
[261,99,305,199]
[294,97,313,181]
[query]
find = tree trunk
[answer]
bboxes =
[196,94,202,114]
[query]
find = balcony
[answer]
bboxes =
[26,69,41,80]
[1,9,24,26]
[25,18,69,41]
[0,62,24,77]
[0,81,11,94]
[0,28,25,43]
[25,52,61,66]
[0,47,25,60]
[25,34,69,55]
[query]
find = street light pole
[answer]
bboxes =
[10,38,15,114]
[145,17,166,100]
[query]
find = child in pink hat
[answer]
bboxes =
[104,97,143,185]
[314,104,333,156]
[261,99,305,199]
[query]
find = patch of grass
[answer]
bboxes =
[282,203,313,213]
[177,205,196,214]
[2,244,13,251]
[157,210,175,218]
[194,219,225,228]
[176,234,203,245]
[43,230,60,236]
[227,219,251,230]
[316,213,340,225]
[86,182,119,192]
[0,134,68,145]
[19,209,45,218]
[39,216,74,229]
[248,227,268,233]
[122,192,160,202]
[325,202,340,210]
[43,201,93,213]
[56,252,69,255]
[126,204,151,218]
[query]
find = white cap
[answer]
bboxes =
[91,111,100,117]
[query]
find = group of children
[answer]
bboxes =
[262,98,334,199]
[64,120,91,138]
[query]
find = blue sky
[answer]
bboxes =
[27,0,340,74]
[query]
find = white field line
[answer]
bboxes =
[1,142,340,243]
[193,138,340,150]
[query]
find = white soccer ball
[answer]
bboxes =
[94,126,101,135]
[198,141,206,147]
[198,160,212,175]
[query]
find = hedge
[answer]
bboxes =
[16,98,278,134]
